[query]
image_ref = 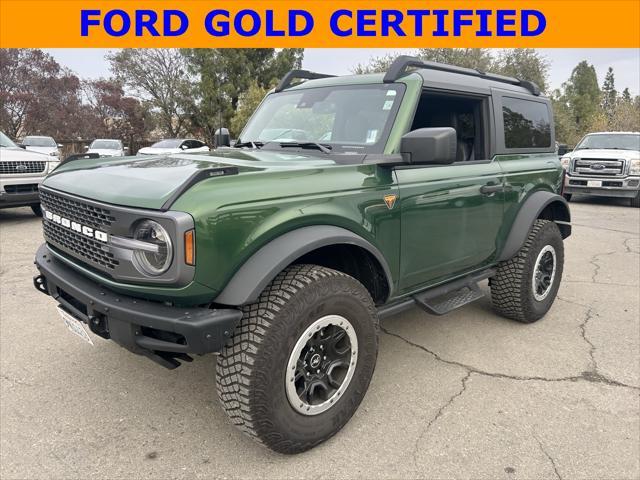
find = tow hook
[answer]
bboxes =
[33,275,49,295]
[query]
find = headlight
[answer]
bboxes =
[560,156,572,170]
[49,152,58,156]
[630,159,640,176]
[132,220,173,275]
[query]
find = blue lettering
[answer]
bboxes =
[522,10,546,36]
[165,10,188,36]
[290,10,313,36]
[135,10,159,36]
[265,10,284,36]
[235,9,261,36]
[104,10,130,37]
[381,10,405,37]
[330,10,352,37]
[475,10,492,36]
[497,10,517,36]
[453,10,473,36]
[406,10,430,36]
[432,10,449,36]
[357,10,376,37]
[80,9,101,36]
[204,9,229,36]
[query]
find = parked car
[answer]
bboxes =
[22,135,62,159]
[137,139,209,155]
[560,131,640,207]
[33,57,570,453]
[86,139,127,157]
[1,131,59,216]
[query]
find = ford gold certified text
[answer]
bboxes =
[43,210,109,242]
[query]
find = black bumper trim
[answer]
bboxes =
[34,243,242,362]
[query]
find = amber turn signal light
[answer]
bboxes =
[184,230,195,266]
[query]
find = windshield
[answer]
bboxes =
[24,136,56,147]
[90,140,122,150]
[0,132,18,148]
[239,84,405,153]
[151,139,182,148]
[575,133,640,151]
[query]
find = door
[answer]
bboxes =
[396,162,505,292]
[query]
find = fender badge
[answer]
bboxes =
[383,194,397,210]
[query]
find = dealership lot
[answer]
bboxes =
[1,197,638,479]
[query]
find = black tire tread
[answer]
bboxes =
[491,219,560,322]
[215,264,374,451]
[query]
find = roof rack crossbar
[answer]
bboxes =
[275,69,336,93]
[383,55,540,96]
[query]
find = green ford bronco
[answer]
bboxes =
[33,56,571,453]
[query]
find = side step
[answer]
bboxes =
[377,269,494,319]
[414,283,484,315]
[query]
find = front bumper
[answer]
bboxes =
[34,243,242,368]
[0,175,43,208]
[564,175,640,198]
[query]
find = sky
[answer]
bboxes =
[46,48,640,95]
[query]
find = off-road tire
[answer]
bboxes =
[630,192,640,208]
[490,219,564,323]
[31,204,42,217]
[216,264,379,454]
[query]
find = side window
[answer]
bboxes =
[410,91,489,162]
[502,97,551,149]
[183,140,195,149]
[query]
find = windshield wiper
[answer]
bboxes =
[278,142,332,154]
[234,141,264,149]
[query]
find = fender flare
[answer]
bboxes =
[498,191,571,262]
[213,225,394,306]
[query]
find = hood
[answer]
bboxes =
[25,146,59,156]
[42,149,340,209]
[0,147,51,162]
[87,148,123,157]
[568,148,639,159]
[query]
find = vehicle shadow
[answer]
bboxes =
[0,207,39,224]
[569,194,633,208]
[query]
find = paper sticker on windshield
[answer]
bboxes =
[366,130,378,144]
[383,100,394,111]
[386,90,397,96]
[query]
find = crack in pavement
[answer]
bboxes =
[534,434,562,480]
[380,327,639,390]
[623,237,639,255]
[570,223,638,235]
[411,371,471,469]
[589,251,616,283]
[564,280,638,287]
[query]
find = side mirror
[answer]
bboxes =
[400,127,457,165]
[181,144,189,150]
[214,128,231,148]
[57,144,63,148]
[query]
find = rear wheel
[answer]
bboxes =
[216,264,378,454]
[490,220,564,323]
[30,204,42,217]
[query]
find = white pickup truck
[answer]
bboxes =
[0,131,60,216]
[561,132,640,207]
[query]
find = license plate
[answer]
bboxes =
[57,306,93,345]
[587,180,602,187]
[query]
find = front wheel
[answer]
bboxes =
[490,219,564,323]
[216,265,378,454]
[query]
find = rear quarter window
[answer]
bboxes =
[502,97,552,149]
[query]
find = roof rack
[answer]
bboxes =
[275,70,336,93]
[383,55,541,96]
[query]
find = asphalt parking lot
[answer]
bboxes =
[1,196,639,480]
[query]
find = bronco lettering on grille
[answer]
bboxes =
[44,210,109,242]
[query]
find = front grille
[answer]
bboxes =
[40,189,115,229]
[43,221,119,270]
[571,158,624,177]
[0,161,46,174]
[4,184,38,194]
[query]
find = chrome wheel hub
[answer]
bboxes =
[285,315,358,416]
[532,245,557,301]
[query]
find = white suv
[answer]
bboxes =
[561,132,640,207]
[0,132,59,216]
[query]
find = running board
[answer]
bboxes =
[377,269,494,319]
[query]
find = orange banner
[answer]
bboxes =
[1,0,639,48]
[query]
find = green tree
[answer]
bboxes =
[601,67,617,121]
[621,87,632,104]
[107,49,193,138]
[562,61,601,132]
[183,48,303,141]
[230,81,269,136]
[492,49,550,93]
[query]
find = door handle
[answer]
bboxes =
[480,183,504,195]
